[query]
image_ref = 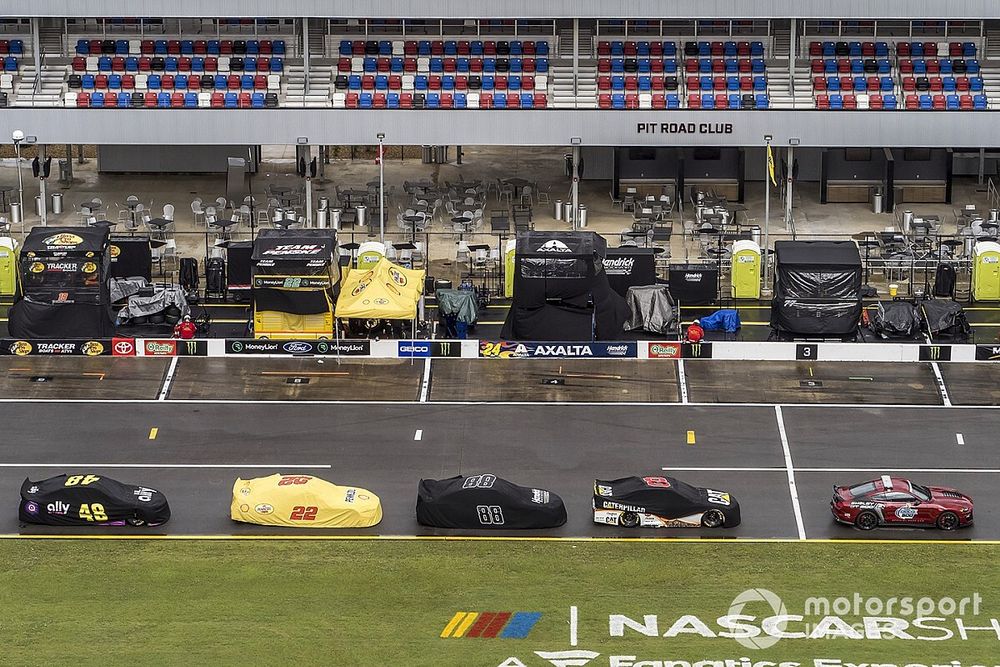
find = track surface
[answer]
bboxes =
[2,355,998,540]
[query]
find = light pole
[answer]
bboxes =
[377,132,385,244]
[11,129,25,234]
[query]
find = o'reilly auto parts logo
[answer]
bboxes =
[537,240,571,253]
[602,257,635,276]
[648,342,681,359]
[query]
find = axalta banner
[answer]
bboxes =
[2,339,111,356]
[479,341,637,358]
[224,339,371,356]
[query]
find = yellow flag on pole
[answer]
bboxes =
[766,144,777,187]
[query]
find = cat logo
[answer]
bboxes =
[29,261,45,273]
[42,233,84,248]
[109,244,121,258]
[81,341,105,356]
[9,341,32,356]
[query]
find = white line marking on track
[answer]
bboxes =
[661,466,1000,473]
[569,605,578,647]
[414,429,423,441]
[957,433,965,445]
[677,359,688,404]
[157,357,179,401]
[2,399,998,409]
[419,357,431,402]
[0,463,332,469]
[775,405,806,540]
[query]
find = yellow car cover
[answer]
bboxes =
[231,474,382,528]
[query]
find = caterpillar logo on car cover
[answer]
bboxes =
[440,611,542,639]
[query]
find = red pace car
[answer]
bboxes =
[831,475,973,531]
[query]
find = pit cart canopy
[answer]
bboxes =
[770,240,862,336]
[21,227,109,255]
[416,474,567,529]
[251,228,337,267]
[335,257,425,320]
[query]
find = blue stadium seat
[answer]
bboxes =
[943,77,956,92]
[375,75,389,90]
[666,94,680,109]
[185,92,199,108]
[612,76,625,91]
[387,92,400,109]
[612,93,625,109]
[175,75,188,90]
[699,75,712,91]
[481,75,494,91]
[728,94,741,109]
[379,41,392,56]
[919,94,932,110]
[147,74,161,90]
[973,94,987,110]
[853,77,867,92]
[349,74,363,90]
[339,40,353,56]
[360,92,373,109]
[699,58,712,74]
[611,59,624,73]
[98,56,112,72]
[753,76,767,91]
[701,94,715,109]
[946,94,959,110]
[115,40,129,55]
[158,92,171,107]
[726,76,739,91]
[850,59,863,74]
[755,94,769,109]
[874,42,889,57]
[364,58,378,73]
[877,59,891,74]
[154,40,168,55]
[493,92,507,109]
[207,40,220,56]
[76,39,90,55]
[240,75,253,90]
[884,94,898,110]
[126,56,139,72]
[391,57,404,73]
[664,59,677,73]
[454,93,467,109]
[971,77,984,92]
[725,59,738,74]
[520,93,534,108]
[117,92,130,108]
[108,74,122,90]
[418,41,432,56]
[90,92,104,107]
[829,94,843,110]
[750,41,765,57]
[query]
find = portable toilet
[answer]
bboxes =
[731,239,761,299]
[0,237,17,297]
[356,241,386,270]
[503,238,516,298]
[972,240,1000,301]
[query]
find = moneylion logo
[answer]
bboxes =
[537,240,571,253]
[727,588,787,650]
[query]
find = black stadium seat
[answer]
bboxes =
[151,56,165,71]
[229,57,243,72]
[624,58,638,72]
[130,92,144,108]
[67,74,82,89]
[264,92,278,108]
[365,40,379,55]
[468,75,482,90]
[101,39,115,54]
[334,75,349,90]
[412,92,426,108]
[200,74,215,88]
[233,40,247,55]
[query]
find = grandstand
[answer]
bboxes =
[2,4,1000,149]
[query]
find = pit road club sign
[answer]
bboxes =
[637,122,734,135]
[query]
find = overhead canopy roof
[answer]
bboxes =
[252,229,337,262]
[774,240,861,267]
[21,227,109,254]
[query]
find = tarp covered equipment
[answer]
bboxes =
[770,240,862,336]
[416,474,567,529]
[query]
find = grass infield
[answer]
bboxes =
[1,541,998,666]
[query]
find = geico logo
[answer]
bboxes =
[401,345,430,353]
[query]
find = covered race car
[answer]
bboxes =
[831,475,973,531]
[19,474,170,527]
[416,474,567,529]
[593,476,741,528]
[231,474,382,528]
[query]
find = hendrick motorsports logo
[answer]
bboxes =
[602,257,635,276]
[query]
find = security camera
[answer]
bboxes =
[11,130,24,142]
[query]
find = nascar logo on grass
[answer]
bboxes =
[441,611,542,639]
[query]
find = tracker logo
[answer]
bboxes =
[537,240,571,253]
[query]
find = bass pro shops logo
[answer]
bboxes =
[9,341,32,356]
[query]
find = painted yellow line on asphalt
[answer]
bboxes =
[686,430,696,445]
[0,534,997,544]
[148,427,158,440]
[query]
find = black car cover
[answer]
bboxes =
[19,474,170,526]
[594,476,741,526]
[872,300,923,339]
[920,299,972,340]
[416,474,567,529]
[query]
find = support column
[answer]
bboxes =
[31,18,41,88]
[38,145,48,225]
[788,19,796,87]
[785,144,794,229]
[63,144,73,181]
[572,18,579,101]
[76,145,85,164]
[571,145,580,230]
[302,18,310,96]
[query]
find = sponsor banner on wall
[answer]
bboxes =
[396,340,464,358]
[2,339,111,356]
[975,345,1000,361]
[141,339,208,357]
[225,339,370,356]
[683,342,713,359]
[647,342,683,359]
[111,337,136,356]
[479,341,637,358]
[918,344,951,362]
